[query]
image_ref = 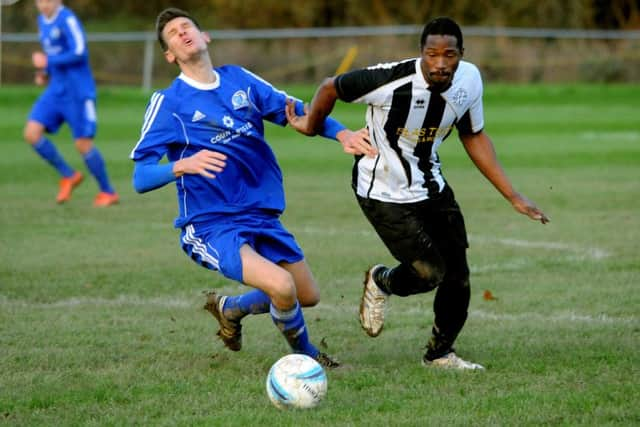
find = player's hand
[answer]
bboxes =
[336,128,377,157]
[510,192,550,224]
[34,70,48,86]
[174,149,227,179]
[32,51,47,69]
[285,98,315,136]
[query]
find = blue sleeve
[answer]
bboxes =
[292,100,346,141]
[130,91,176,161]
[132,155,176,193]
[239,67,289,125]
[239,68,346,140]
[46,13,88,67]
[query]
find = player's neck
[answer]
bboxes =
[179,57,216,85]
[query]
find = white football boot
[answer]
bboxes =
[423,352,485,370]
[359,264,389,337]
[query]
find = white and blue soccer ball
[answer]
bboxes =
[266,353,328,409]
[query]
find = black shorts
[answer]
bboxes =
[356,185,469,266]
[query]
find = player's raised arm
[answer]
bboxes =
[285,77,339,136]
[460,130,549,224]
[285,87,377,157]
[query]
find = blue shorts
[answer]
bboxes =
[180,213,304,282]
[28,89,97,139]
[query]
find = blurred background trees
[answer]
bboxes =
[3,0,639,32]
[2,1,639,85]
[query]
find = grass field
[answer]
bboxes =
[0,83,638,426]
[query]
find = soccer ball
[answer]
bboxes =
[265,353,328,409]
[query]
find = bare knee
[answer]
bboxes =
[75,138,94,154]
[298,289,320,307]
[24,122,43,145]
[266,270,297,309]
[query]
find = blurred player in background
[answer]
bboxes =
[286,16,549,370]
[24,0,118,206]
[130,8,371,368]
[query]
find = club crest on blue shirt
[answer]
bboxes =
[50,27,61,39]
[231,90,249,110]
[223,115,235,128]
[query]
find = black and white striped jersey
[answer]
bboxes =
[335,59,484,203]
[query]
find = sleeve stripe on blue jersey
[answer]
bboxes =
[140,92,164,138]
[130,92,164,159]
[142,92,161,127]
[172,113,191,157]
[240,67,291,99]
[65,16,85,56]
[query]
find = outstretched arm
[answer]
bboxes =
[286,77,340,136]
[460,131,549,224]
[133,150,227,193]
[285,78,377,157]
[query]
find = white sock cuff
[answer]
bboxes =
[270,301,300,320]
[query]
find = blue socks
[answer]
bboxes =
[33,139,115,194]
[221,290,319,358]
[32,137,74,177]
[83,147,114,193]
[270,301,319,358]
[221,289,270,318]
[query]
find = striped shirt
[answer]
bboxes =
[335,59,484,203]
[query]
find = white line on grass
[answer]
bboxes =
[580,131,639,141]
[313,303,637,325]
[1,295,635,325]
[0,295,192,309]
[294,226,610,261]
[470,235,610,260]
[467,309,637,325]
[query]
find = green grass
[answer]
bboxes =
[1,83,639,426]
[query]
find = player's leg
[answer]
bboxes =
[24,120,74,177]
[423,244,471,360]
[25,95,83,203]
[68,99,118,206]
[209,233,321,322]
[181,223,246,351]
[357,196,447,295]
[213,258,320,328]
[421,187,483,369]
[355,195,446,337]
[240,245,325,360]
[186,217,338,366]
[208,288,271,320]
[276,258,338,367]
[422,246,483,370]
[278,258,320,307]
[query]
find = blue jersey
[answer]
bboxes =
[130,65,307,228]
[38,5,95,99]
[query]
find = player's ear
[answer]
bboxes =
[202,31,211,44]
[164,50,176,64]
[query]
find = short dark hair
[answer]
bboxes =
[156,7,202,51]
[420,17,463,51]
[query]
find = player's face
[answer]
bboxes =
[35,0,62,18]
[162,17,210,64]
[420,34,463,91]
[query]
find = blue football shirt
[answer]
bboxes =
[131,65,308,228]
[37,5,95,99]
